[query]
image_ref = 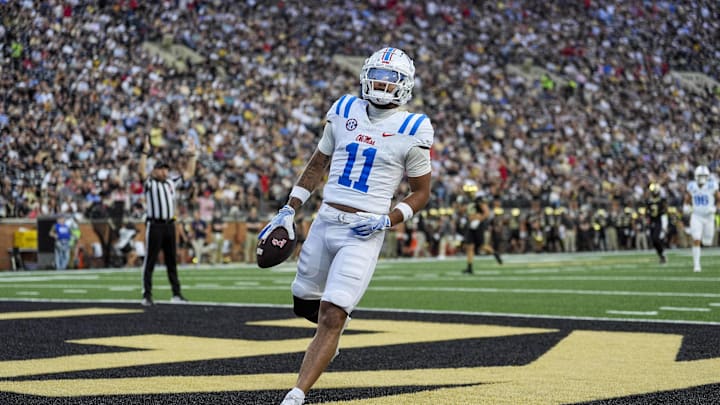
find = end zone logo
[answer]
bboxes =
[1,304,718,403]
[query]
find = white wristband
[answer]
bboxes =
[289,186,311,204]
[394,202,414,222]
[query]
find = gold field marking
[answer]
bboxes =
[0,307,142,321]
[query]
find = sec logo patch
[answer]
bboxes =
[346,118,358,131]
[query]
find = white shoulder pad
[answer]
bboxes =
[396,113,434,149]
[326,94,362,120]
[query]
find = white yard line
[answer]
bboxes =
[368,286,720,298]
[15,291,39,296]
[373,275,720,282]
[606,310,658,316]
[0,275,100,282]
[2,283,720,299]
[659,306,711,312]
[2,298,719,326]
[108,286,136,291]
[62,289,88,294]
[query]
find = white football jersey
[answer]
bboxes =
[320,94,434,214]
[687,177,719,216]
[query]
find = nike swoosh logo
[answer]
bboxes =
[382,132,395,137]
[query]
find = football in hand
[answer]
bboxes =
[256,225,296,268]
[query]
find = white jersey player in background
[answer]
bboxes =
[259,47,434,405]
[684,165,720,272]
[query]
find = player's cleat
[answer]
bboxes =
[171,295,188,303]
[694,266,701,273]
[280,388,305,405]
[141,297,154,307]
[659,255,667,264]
[494,253,503,265]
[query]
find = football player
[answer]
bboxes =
[261,47,434,405]
[646,183,668,264]
[683,165,720,272]
[461,189,502,274]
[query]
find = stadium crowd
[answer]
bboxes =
[0,1,718,257]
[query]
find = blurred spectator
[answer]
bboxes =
[210,209,226,264]
[190,210,212,264]
[0,0,718,257]
[48,215,71,270]
[243,206,262,264]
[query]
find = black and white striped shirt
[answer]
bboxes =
[144,176,182,221]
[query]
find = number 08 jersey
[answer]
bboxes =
[687,178,719,217]
[319,94,434,214]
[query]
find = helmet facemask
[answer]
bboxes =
[360,48,415,106]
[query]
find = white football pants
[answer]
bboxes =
[689,213,715,246]
[291,203,385,314]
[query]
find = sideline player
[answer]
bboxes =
[260,47,434,405]
[646,183,668,264]
[461,189,501,274]
[684,165,719,272]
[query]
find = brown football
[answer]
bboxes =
[256,225,297,268]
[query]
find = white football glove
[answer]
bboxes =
[659,229,667,240]
[258,205,295,241]
[350,212,391,239]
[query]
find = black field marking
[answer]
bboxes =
[578,384,720,405]
[0,301,719,404]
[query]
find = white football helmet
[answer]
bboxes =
[695,165,710,186]
[360,47,415,106]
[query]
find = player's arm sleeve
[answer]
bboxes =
[411,117,434,150]
[388,118,434,226]
[317,123,335,155]
[405,146,431,177]
[405,116,434,177]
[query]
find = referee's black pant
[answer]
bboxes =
[142,221,182,299]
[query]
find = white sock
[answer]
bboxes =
[692,246,701,268]
[285,387,305,400]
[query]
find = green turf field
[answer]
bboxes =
[1,250,719,324]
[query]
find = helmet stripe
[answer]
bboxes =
[343,96,357,118]
[408,114,427,136]
[398,113,416,134]
[335,94,348,116]
[383,47,395,62]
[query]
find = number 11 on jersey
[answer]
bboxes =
[338,142,376,193]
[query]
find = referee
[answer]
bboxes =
[139,137,198,306]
